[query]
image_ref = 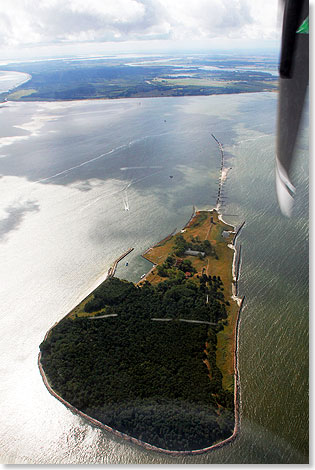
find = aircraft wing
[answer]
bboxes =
[276,0,309,216]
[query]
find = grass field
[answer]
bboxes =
[151,77,238,87]
[7,89,37,100]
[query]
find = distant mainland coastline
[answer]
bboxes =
[0,54,278,102]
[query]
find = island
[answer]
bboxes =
[38,207,244,454]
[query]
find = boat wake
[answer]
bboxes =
[123,190,130,211]
[120,166,162,171]
[32,145,127,185]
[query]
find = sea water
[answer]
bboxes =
[0,93,308,464]
[0,71,31,93]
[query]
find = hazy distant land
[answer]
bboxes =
[0,54,278,102]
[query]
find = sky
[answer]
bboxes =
[0,0,281,61]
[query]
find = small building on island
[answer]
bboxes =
[184,248,205,257]
[222,230,232,239]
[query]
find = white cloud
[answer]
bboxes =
[246,0,279,39]
[157,0,254,40]
[68,0,146,23]
[0,0,280,51]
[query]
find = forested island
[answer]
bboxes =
[1,54,277,102]
[39,209,242,453]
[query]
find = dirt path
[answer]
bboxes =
[87,314,118,320]
[206,220,213,240]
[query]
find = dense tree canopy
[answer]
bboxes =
[40,275,234,451]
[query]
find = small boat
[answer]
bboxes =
[169,175,173,179]
[140,274,146,279]
[125,262,129,266]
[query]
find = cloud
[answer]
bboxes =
[157,0,254,40]
[0,0,279,48]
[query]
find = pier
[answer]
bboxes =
[211,133,226,208]
[234,244,242,295]
[108,247,134,277]
[233,221,245,245]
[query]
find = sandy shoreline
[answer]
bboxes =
[0,71,32,94]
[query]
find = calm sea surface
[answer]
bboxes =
[0,71,31,93]
[0,93,308,464]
